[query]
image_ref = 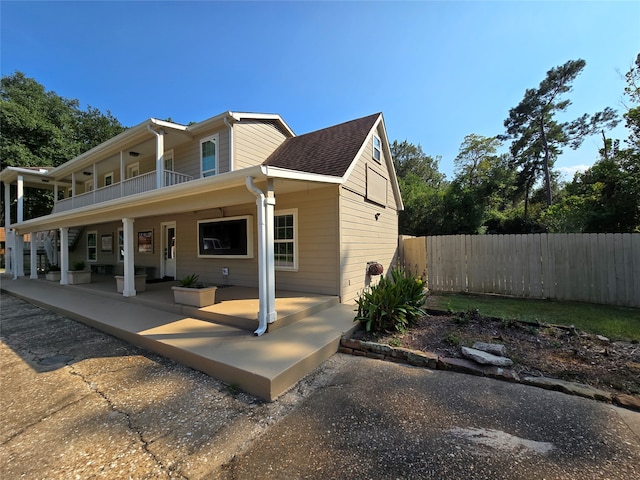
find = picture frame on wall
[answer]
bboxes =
[101,234,113,253]
[138,230,153,253]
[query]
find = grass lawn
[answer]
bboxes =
[426,292,640,342]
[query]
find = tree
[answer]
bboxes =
[453,134,502,189]
[1,72,126,224]
[501,59,618,207]
[391,140,447,235]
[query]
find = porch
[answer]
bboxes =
[1,274,357,401]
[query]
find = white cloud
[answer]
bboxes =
[557,164,591,179]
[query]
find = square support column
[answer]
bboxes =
[30,234,38,279]
[122,217,136,297]
[265,179,277,323]
[12,234,24,279]
[60,227,69,285]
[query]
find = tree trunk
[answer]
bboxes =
[539,119,553,206]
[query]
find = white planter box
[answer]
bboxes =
[172,285,217,307]
[45,272,61,282]
[115,275,147,293]
[67,270,92,285]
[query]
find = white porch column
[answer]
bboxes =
[148,126,165,189]
[17,175,24,223]
[122,217,136,297]
[13,233,24,279]
[265,179,277,323]
[4,182,13,275]
[30,234,38,279]
[60,227,69,285]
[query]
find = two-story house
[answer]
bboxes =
[1,111,403,335]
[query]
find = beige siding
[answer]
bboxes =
[342,124,398,211]
[273,186,340,295]
[339,122,400,302]
[339,188,399,302]
[173,126,230,179]
[234,120,289,170]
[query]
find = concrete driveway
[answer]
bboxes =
[2,292,639,479]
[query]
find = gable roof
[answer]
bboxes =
[262,113,381,177]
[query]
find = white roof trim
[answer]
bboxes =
[260,165,343,184]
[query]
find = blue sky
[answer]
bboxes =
[1,1,638,179]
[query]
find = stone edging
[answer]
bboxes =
[339,336,640,413]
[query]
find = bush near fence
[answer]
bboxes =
[401,233,640,308]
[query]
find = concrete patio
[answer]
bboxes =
[0,273,358,401]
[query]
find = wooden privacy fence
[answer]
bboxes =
[401,234,640,308]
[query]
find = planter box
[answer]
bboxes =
[115,275,147,293]
[67,270,92,285]
[172,285,217,307]
[45,272,61,282]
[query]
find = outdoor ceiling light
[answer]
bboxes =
[129,151,140,157]
[83,172,92,176]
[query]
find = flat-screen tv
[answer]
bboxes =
[197,215,254,258]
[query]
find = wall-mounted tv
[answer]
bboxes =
[197,215,254,258]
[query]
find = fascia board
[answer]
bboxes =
[340,113,381,181]
[0,167,54,183]
[260,165,343,184]
[377,115,405,211]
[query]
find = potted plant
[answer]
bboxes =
[172,274,217,307]
[45,263,61,282]
[67,260,92,285]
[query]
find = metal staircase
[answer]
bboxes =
[34,227,83,267]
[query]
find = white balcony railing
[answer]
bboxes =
[53,170,194,214]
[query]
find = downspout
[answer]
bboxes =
[147,125,164,189]
[224,116,234,172]
[246,176,268,336]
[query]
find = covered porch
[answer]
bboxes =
[1,273,356,401]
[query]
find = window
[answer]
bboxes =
[197,215,254,258]
[117,228,124,262]
[127,163,140,178]
[104,172,114,186]
[274,209,297,270]
[200,134,218,177]
[373,135,382,162]
[164,150,174,172]
[87,231,97,262]
[84,180,94,192]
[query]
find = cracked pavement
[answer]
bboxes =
[2,292,640,479]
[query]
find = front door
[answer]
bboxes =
[161,222,176,279]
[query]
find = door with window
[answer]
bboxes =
[161,222,176,279]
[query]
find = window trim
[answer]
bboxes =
[87,230,98,263]
[126,162,140,179]
[84,179,94,192]
[372,135,382,163]
[274,208,298,271]
[200,134,219,178]
[104,172,114,186]
[164,149,175,172]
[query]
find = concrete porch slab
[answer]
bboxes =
[1,276,358,401]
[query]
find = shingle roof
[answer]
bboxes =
[262,113,381,177]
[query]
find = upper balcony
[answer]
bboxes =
[52,169,194,213]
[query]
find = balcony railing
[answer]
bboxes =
[53,170,194,214]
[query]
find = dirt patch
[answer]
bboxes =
[367,310,640,397]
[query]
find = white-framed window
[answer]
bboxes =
[104,172,114,186]
[200,134,218,177]
[117,228,124,262]
[84,179,94,192]
[87,231,98,262]
[373,135,382,162]
[164,149,174,171]
[127,163,140,178]
[274,209,298,271]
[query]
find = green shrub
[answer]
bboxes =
[179,274,200,288]
[354,267,427,333]
[72,260,86,271]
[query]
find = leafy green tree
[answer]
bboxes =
[391,140,447,235]
[501,59,618,207]
[1,72,126,224]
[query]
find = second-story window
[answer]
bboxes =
[200,134,218,177]
[373,135,382,162]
